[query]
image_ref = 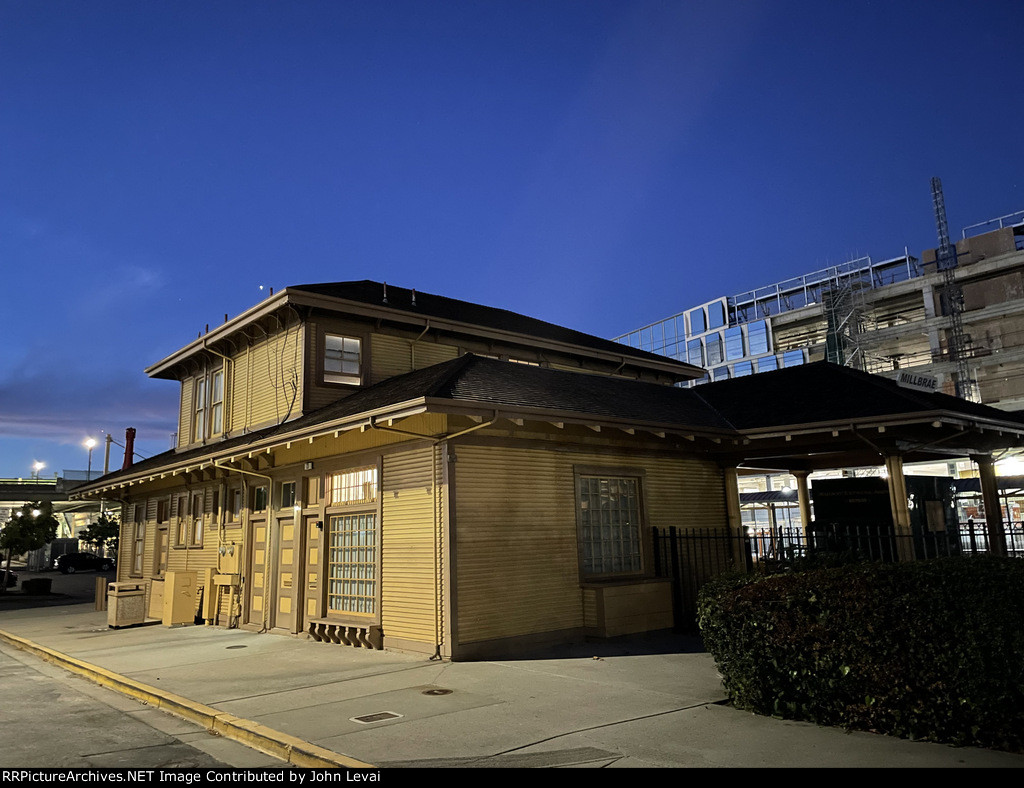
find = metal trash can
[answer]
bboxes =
[107,582,147,628]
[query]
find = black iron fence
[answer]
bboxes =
[652,520,1024,631]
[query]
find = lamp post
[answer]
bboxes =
[84,438,97,480]
[31,461,45,480]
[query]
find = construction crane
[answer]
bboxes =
[930,177,974,400]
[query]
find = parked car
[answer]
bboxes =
[53,553,115,574]
[1,568,16,588]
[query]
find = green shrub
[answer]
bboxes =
[698,557,1024,751]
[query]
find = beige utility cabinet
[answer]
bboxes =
[162,571,198,626]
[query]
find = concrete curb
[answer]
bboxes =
[0,628,374,769]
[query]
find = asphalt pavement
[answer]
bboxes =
[0,575,1022,769]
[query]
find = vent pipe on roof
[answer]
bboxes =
[122,427,136,471]
[382,282,389,304]
[411,288,417,307]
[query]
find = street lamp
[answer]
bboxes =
[31,461,45,479]
[84,438,97,479]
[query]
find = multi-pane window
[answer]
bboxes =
[733,361,753,377]
[132,506,145,575]
[191,494,204,546]
[577,476,643,577]
[210,369,224,434]
[192,377,206,442]
[324,334,361,385]
[327,513,377,615]
[326,467,377,505]
[175,495,188,545]
[713,366,730,381]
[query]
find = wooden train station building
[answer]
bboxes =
[75,281,1024,659]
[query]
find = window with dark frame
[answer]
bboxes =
[324,334,361,385]
[280,481,296,509]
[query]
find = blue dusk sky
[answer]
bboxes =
[2,1,1022,478]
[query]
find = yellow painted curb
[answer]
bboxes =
[0,628,374,769]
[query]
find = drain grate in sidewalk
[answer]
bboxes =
[351,711,403,724]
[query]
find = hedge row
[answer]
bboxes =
[697,557,1024,751]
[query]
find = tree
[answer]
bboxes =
[79,513,120,556]
[0,501,58,594]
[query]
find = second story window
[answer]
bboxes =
[210,369,224,434]
[324,334,361,386]
[189,366,226,444]
[192,378,206,442]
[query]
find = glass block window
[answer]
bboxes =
[327,513,377,615]
[324,334,362,385]
[577,476,642,577]
[725,326,745,360]
[326,467,377,506]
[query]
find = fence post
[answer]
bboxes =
[668,526,683,632]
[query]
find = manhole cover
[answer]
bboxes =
[352,711,403,724]
[225,645,247,650]
[421,688,453,696]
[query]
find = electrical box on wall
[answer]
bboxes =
[218,542,240,574]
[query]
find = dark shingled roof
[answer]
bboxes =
[692,361,1024,430]
[82,357,1024,490]
[289,280,688,371]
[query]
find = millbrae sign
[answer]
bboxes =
[895,370,939,393]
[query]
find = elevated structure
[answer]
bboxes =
[616,211,1024,412]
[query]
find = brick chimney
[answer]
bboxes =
[122,427,136,470]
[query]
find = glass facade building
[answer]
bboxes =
[615,253,922,385]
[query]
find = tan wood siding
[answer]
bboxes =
[178,378,193,448]
[245,325,304,430]
[230,348,250,434]
[369,334,459,385]
[381,447,439,646]
[452,444,725,645]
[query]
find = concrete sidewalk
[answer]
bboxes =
[0,602,1021,768]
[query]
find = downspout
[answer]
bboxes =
[212,459,274,633]
[368,412,499,659]
[409,322,431,370]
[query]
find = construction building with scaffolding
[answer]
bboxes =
[615,208,1024,540]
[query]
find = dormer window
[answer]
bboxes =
[324,334,361,385]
